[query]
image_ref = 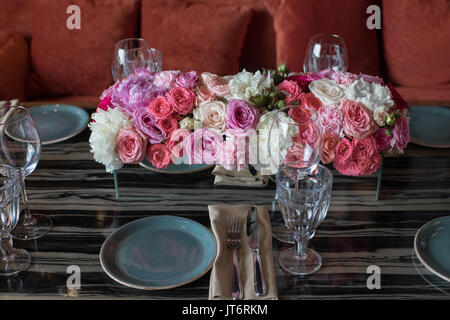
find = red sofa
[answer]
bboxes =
[1,0,449,105]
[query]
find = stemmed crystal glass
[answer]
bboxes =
[276,161,333,275]
[0,164,31,275]
[0,106,52,240]
[267,106,323,243]
[303,33,348,73]
[112,38,162,81]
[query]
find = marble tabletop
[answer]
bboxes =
[0,115,449,300]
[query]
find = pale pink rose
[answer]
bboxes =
[147,96,173,120]
[334,137,353,164]
[278,80,302,105]
[116,127,147,164]
[392,116,410,153]
[351,136,377,162]
[341,99,377,139]
[147,143,171,169]
[166,86,196,115]
[372,107,388,127]
[183,128,224,165]
[318,104,343,137]
[166,128,190,159]
[193,101,227,134]
[321,133,340,164]
[374,128,392,152]
[196,84,216,104]
[201,72,230,97]
[154,70,180,89]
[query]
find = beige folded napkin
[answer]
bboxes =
[212,165,269,187]
[208,204,278,300]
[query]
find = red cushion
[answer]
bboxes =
[382,0,450,88]
[30,0,139,97]
[268,0,381,75]
[0,0,30,37]
[0,32,29,100]
[141,0,253,76]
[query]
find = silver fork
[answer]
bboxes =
[226,216,243,300]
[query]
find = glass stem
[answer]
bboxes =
[295,233,309,260]
[0,232,14,262]
[19,174,35,227]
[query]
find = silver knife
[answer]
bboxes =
[247,206,266,296]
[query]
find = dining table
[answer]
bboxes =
[0,105,449,301]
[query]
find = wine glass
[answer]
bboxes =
[0,164,31,276]
[267,106,323,244]
[276,161,333,275]
[112,38,162,81]
[0,106,52,240]
[303,33,348,73]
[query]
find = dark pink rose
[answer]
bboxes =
[147,143,171,169]
[157,116,179,135]
[351,136,377,162]
[334,138,353,164]
[374,128,393,152]
[166,128,190,159]
[147,96,173,120]
[226,99,260,131]
[278,80,302,105]
[301,92,322,110]
[167,86,196,115]
[288,106,310,124]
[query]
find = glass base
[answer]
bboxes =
[279,247,322,276]
[12,214,53,241]
[0,248,31,276]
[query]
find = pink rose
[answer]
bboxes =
[147,96,173,120]
[116,127,147,164]
[334,137,353,164]
[392,116,410,152]
[166,128,190,159]
[296,121,318,145]
[288,106,310,124]
[321,133,340,164]
[351,136,377,162]
[147,143,171,169]
[183,128,224,165]
[362,153,382,175]
[196,84,216,104]
[279,80,302,105]
[318,104,343,137]
[374,128,392,152]
[157,116,179,135]
[175,71,199,89]
[301,92,322,110]
[284,142,305,164]
[341,99,377,139]
[334,160,362,176]
[201,72,230,97]
[167,87,196,115]
[226,99,260,131]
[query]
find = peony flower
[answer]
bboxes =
[147,143,172,169]
[227,69,272,100]
[374,128,393,152]
[278,80,302,105]
[341,100,377,139]
[116,127,147,164]
[183,128,224,165]
[153,70,181,89]
[309,78,348,106]
[133,107,166,143]
[193,100,227,134]
[226,99,260,131]
[179,117,194,131]
[351,136,377,162]
[89,108,133,172]
[392,116,410,153]
[321,133,340,164]
[301,92,322,110]
[175,71,199,89]
[334,137,353,164]
[166,86,196,115]
[317,104,344,137]
[157,116,179,135]
[201,72,230,97]
[346,79,394,113]
[147,96,173,120]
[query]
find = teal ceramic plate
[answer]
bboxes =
[29,104,89,145]
[100,216,217,290]
[139,159,214,174]
[409,106,450,148]
[414,216,450,282]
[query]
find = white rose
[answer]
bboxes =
[89,108,133,173]
[227,69,273,101]
[346,79,394,113]
[193,101,227,134]
[309,78,348,106]
[179,117,194,131]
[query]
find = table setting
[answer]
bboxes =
[0,34,448,302]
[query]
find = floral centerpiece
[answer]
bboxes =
[89,64,410,176]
